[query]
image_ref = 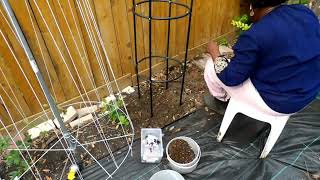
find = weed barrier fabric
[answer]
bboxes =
[81,100,320,180]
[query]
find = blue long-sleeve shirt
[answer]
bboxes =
[218,5,320,114]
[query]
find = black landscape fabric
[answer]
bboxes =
[81,99,320,180]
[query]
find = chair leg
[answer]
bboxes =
[217,101,238,142]
[260,119,288,158]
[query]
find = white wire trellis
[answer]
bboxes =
[0,0,134,179]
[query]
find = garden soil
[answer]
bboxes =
[168,139,195,164]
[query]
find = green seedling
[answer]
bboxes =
[101,96,129,128]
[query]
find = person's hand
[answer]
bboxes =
[207,41,221,60]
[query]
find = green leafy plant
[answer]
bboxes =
[231,14,252,32]
[0,137,10,154]
[218,37,229,46]
[101,96,129,128]
[0,135,32,179]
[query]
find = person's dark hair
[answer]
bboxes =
[250,0,287,8]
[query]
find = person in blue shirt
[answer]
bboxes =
[204,0,320,115]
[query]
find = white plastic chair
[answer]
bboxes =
[216,98,291,158]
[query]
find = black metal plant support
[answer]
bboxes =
[133,0,194,117]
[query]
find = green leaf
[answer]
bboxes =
[218,38,229,46]
[1,136,30,180]
[116,99,124,108]
[299,0,310,4]
[108,110,118,122]
[118,115,129,126]
[9,170,20,179]
[21,160,29,171]
[101,95,129,127]
[239,14,249,23]
[232,19,252,32]
[16,140,24,149]
[5,151,22,167]
[16,139,32,149]
[13,157,20,165]
[234,15,241,21]
[0,137,10,153]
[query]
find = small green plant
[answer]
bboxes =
[218,37,229,46]
[231,14,252,32]
[101,96,129,128]
[0,135,32,179]
[0,137,10,157]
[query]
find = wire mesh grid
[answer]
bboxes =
[0,0,134,179]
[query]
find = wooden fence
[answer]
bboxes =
[0,0,240,126]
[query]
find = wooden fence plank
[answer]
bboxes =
[29,0,81,99]
[126,0,146,80]
[110,0,134,77]
[51,0,95,93]
[0,31,43,114]
[175,0,187,57]
[0,102,11,126]
[0,55,32,118]
[0,87,21,125]
[73,0,109,88]
[153,2,167,65]
[0,59,24,123]
[210,0,221,39]
[93,0,123,80]
[0,7,47,114]
[10,0,66,103]
[223,0,240,34]
[194,0,213,46]
[140,1,151,72]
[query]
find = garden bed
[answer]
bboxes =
[0,61,208,179]
[126,62,207,136]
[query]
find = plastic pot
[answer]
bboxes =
[166,136,201,174]
[150,170,185,180]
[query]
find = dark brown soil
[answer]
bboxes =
[168,139,195,164]
[2,61,208,179]
[126,63,207,136]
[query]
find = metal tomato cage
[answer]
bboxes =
[132,0,194,117]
